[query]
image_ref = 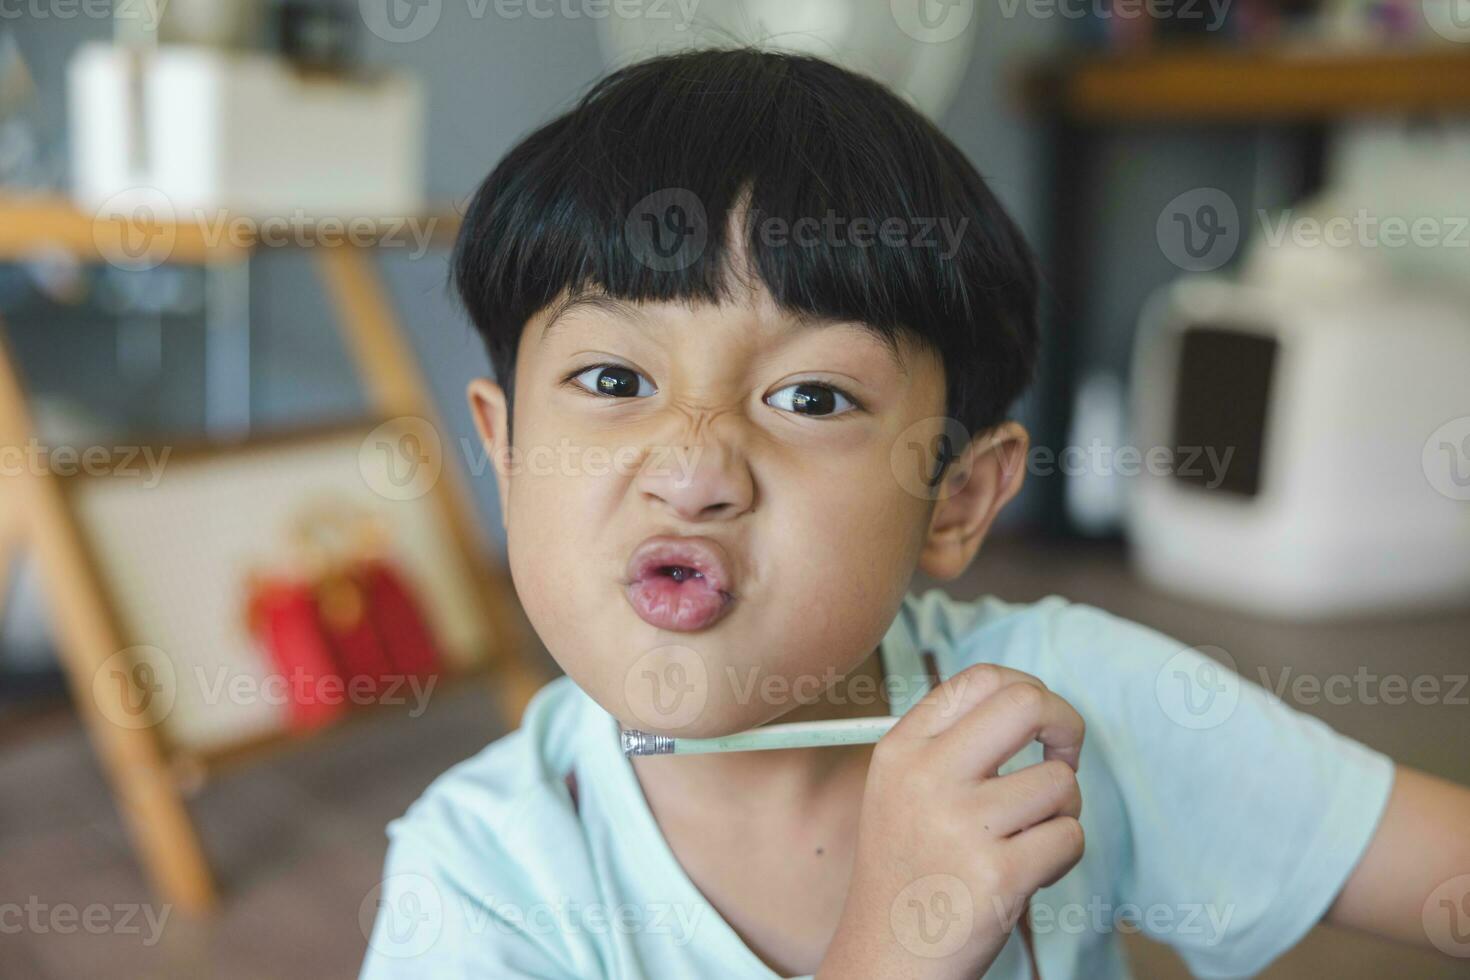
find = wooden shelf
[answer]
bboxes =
[1021,45,1470,122]
[0,193,464,265]
[0,192,535,916]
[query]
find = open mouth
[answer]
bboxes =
[623,536,736,632]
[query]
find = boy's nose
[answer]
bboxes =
[635,441,754,523]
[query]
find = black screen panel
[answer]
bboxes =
[1170,325,1278,497]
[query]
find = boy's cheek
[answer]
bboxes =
[497,430,928,728]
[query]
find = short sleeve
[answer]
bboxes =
[358,816,580,980]
[1056,605,1396,979]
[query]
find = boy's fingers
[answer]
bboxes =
[974,760,1083,838]
[932,681,1086,779]
[889,662,1047,742]
[932,685,1085,779]
[1007,815,1086,893]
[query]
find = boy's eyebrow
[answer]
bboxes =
[540,294,641,343]
[787,310,911,377]
[540,293,909,376]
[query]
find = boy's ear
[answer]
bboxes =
[466,377,512,529]
[916,420,1030,581]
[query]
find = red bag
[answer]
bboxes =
[316,567,398,697]
[244,574,348,731]
[244,503,445,731]
[357,558,441,680]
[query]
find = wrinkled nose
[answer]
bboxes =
[636,440,754,522]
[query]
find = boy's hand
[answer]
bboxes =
[818,663,1086,980]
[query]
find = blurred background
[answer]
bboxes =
[1,0,1468,977]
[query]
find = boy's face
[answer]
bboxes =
[468,276,1028,737]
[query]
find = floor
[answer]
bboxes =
[2,535,1467,979]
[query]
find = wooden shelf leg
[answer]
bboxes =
[0,323,218,914]
[0,478,26,622]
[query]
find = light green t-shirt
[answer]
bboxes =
[360,589,1394,979]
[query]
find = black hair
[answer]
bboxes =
[451,47,1040,480]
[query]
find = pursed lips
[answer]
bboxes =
[622,535,737,632]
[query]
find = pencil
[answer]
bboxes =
[621,715,901,756]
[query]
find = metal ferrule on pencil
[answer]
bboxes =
[621,729,676,756]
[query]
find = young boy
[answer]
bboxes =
[360,49,1470,979]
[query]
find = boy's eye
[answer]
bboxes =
[571,364,657,398]
[765,382,856,417]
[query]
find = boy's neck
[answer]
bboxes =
[760,644,893,728]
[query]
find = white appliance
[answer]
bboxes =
[1126,275,1470,619]
[68,43,424,219]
